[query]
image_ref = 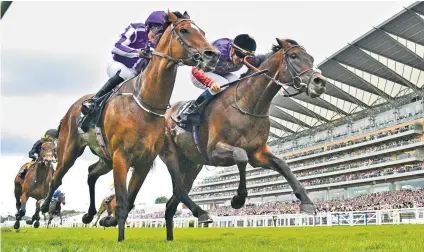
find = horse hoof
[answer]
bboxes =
[26,220,34,225]
[108,217,118,227]
[231,195,246,209]
[300,202,316,215]
[34,221,40,228]
[198,213,213,224]
[14,221,20,230]
[82,213,94,224]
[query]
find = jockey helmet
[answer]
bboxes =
[232,34,256,58]
[43,129,59,140]
[145,11,167,34]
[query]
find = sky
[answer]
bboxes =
[0,1,416,216]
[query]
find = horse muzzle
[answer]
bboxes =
[308,73,326,98]
[198,50,220,72]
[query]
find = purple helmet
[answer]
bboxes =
[145,11,167,32]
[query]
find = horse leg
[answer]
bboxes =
[60,212,63,225]
[210,142,249,209]
[160,138,211,222]
[47,214,53,229]
[14,181,22,212]
[16,192,29,220]
[83,159,111,224]
[164,166,202,241]
[127,163,151,212]
[251,147,315,214]
[94,204,106,226]
[41,127,85,213]
[112,152,130,242]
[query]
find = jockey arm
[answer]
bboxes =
[29,140,42,160]
[191,67,214,88]
[111,25,142,59]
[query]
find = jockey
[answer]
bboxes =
[52,189,62,201]
[81,10,168,115]
[177,34,257,124]
[19,129,58,179]
[28,129,59,161]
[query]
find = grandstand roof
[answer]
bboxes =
[269,1,424,144]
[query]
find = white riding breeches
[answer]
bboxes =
[107,61,139,80]
[191,72,239,95]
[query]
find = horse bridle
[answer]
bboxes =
[150,18,204,67]
[232,44,319,117]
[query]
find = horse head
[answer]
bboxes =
[38,141,56,166]
[155,11,220,72]
[272,38,326,98]
[58,193,66,205]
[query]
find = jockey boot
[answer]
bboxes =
[82,71,124,115]
[177,90,212,124]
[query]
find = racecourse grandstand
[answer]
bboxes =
[187,2,424,212]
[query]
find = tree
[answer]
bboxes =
[154,196,168,204]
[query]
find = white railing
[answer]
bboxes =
[3,208,424,229]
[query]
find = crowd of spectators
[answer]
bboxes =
[130,188,424,219]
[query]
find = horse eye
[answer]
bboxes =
[180,28,189,34]
[290,53,297,59]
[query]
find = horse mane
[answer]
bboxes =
[240,39,299,78]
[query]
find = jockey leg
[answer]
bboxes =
[179,72,231,124]
[82,70,124,115]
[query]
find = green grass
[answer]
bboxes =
[2,225,424,252]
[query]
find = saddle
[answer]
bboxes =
[77,88,119,133]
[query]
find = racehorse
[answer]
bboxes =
[13,141,55,229]
[159,39,327,240]
[93,194,117,227]
[40,11,220,241]
[34,191,66,228]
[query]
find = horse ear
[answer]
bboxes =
[183,11,190,19]
[276,38,291,51]
[167,10,178,23]
[276,38,283,48]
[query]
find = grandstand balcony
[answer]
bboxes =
[201,121,423,180]
[194,135,424,188]
[191,165,424,203]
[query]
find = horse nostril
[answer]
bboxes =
[203,50,219,59]
[313,77,326,87]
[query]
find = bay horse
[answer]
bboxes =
[93,194,116,227]
[159,39,327,240]
[40,11,220,241]
[34,191,66,228]
[13,141,55,229]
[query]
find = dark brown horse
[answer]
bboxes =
[34,191,66,228]
[40,11,220,241]
[14,141,55,229]
[159,39,327,240]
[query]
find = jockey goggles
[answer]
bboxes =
[150,23,164,34]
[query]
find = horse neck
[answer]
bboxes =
[134,45,178,111]
[34,161,50,184]
[237,52,283,116]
